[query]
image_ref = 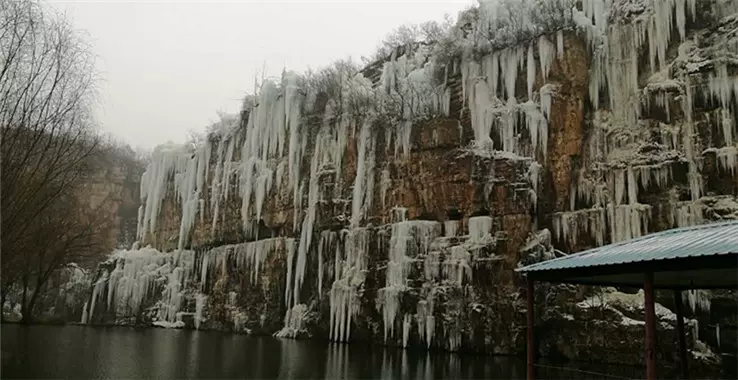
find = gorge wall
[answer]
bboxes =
[79,0,737,372]
[5,146,145,323]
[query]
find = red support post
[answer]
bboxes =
[644,272,657,380]
[674,290,689,379]
[527,278,535,380]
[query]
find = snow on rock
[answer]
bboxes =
[577,288,680,328]
[704,195,738,220]
[153,320,185,329]
[520,228,560,265]
[274,303,310,339]
[3,301,23,322]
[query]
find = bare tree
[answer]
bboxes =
[1,0,106,322]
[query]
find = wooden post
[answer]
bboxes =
[527,278,535,380]
[644,272,657,380]
[674,290,689,379]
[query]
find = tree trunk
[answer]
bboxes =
[20,274,30,324]
[25,285,42,324]
[1,283,6,323]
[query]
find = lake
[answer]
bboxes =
[2,324,639,379]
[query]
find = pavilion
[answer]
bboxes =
[516,220,738,380]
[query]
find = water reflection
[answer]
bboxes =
[2,324,638,379]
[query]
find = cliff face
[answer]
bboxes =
[14,147,145,323]
[83,0,736,371]
[83,151,144,252]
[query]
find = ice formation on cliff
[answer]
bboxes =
[380,220,442,343]
[328,228,370,342]
[85,239,289,327]
[119,0,738,353]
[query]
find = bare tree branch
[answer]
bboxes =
[0,0,110,323]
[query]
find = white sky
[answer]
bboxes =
[49,0,475,150]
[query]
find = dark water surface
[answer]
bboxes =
[2,324,641,379]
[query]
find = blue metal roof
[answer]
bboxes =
[517,221,738,274]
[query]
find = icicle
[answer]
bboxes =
[465,59,495,147]
[195,293,207,330]
[539,35,555,83]
[210,131,237,236]
[318,230,337,298]
[328,228,370,342]
[527,43,536,101]
[716,323,721,348]
[138,144,189,242]
[674,201,703,227]
[468,216,493,242]
[521,100,549,159]
[444,220,459,238]
[718,108,735,147]
[444,246,472,285]
[415,295,436,348]
[682,290,711,313]
[528,161,542,211]
[469,73,495,146]
[286,71,304,196]
[289,124,332,309]
[716,147,738,175]
[284,238,296,307]
[81,301,88,324]
[581,0,699,129]
[380,169,391,209]
[392,207,408,223]
[627,166,638,205]
[540,84,555,121]
[502,47,523,103]
[402,314,412,348]
[350,118,377,228]
[424,251,441,281]
[380,221,441,342]
[88,269,108,323]
[607,203,651,243]
[552,208,607,248]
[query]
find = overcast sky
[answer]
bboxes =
[49,0,475,150]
